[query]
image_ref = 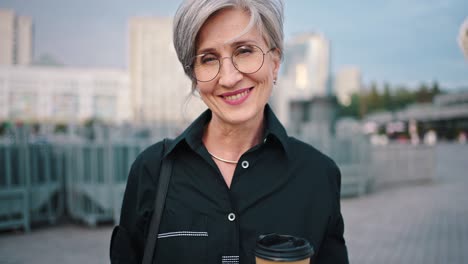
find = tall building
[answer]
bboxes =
[281,33,331,100]
[0,9,33,66]
[15,15,33,65]
[0,65,131,124]
[272,32,331,126]
[334,66,361,106]
[0,9,15,65]
[129,17,205,126]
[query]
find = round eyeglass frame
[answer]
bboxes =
[186,45,276,82]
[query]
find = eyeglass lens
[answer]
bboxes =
[192,45,266,82]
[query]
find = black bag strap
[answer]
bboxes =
[142,139,173,264]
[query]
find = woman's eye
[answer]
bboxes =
[200,55,218,64]
[236,46,254,55]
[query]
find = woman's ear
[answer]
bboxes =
[271,48,281,79]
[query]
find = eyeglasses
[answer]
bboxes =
[187,45,276,82]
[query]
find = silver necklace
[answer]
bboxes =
[208,151,238,164]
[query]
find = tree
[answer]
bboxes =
[416,83,432,103]
[338,93,361,118]
[335,81,445,119]
[393,86,414,109]
[430,81,442,100]
[382,82,393,111]
[366,82,383,112]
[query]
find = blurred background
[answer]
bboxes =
[0,0,467,263]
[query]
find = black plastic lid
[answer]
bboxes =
[254,234,314,262]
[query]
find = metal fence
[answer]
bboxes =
[371,144,436,189]
[0,138,150,231]
[0,135,447,231]
[0,141,29,232]
[0,141,63,232]
[63,141,147,226]
[299,134,437,197]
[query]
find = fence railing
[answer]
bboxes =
[0,139,149,231]
[371,144,436,189]
[62,142,147,226]
[0,141,63,232]
[0,137,449,231]
[300,135,437,197]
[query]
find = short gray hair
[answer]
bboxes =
[173,0,284,90]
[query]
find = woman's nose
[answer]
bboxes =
[218,57,243,88]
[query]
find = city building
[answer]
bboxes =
[0,65,131,124]
[334,66,361,106]
[15,15,33,65]
[272,32,332,128]
[0,9,15,65]
[128,16,205,126]
[0,9,33,66]
[281,32,331,99]
[363,90,468,141]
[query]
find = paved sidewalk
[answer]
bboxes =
[0,225,112,264]
[341,144,468,264]
[1,149,467,263]
[2,178,466,264]
[342,179,468,264]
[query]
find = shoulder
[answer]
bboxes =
[286,137,341,193]
[128,140,166,185]
[136,140,165,164]
[287,137,339,172]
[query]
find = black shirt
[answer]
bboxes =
[118,105,349,264]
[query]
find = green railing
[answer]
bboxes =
[0,139,149,231]
[0,141,62,232]
[62,141,147,226]
[1,135,443,231]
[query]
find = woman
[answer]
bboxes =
[111,0,348,263]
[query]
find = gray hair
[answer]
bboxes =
[173,0,284,91]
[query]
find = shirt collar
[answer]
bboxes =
[164,104,291,158]
[263,104,291,157]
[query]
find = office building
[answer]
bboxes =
[334,66,361,106]
[281,33,331,99]
[0,9,33,66]
[0,9,15,65]
[128,17,205,126]
[0,65,131,124]
[272,32,332,126]
[15,15,33,65]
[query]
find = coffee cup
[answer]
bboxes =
[254,233,314,264]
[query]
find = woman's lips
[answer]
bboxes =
[220,88,253,105]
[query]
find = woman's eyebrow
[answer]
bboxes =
[197,39,260,54]
[228,39,258,46]
[196,47,217,55]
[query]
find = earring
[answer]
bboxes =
[273,79,277,85]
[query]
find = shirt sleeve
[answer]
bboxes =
[112,143,164,263]
[315,164,349,264]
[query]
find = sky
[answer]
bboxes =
[1,0,468,89]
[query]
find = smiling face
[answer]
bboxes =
[195,7,280,127]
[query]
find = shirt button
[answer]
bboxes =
[228,213,236,222]
[241,160,249,169]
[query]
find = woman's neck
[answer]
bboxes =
[203,112,264,161]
